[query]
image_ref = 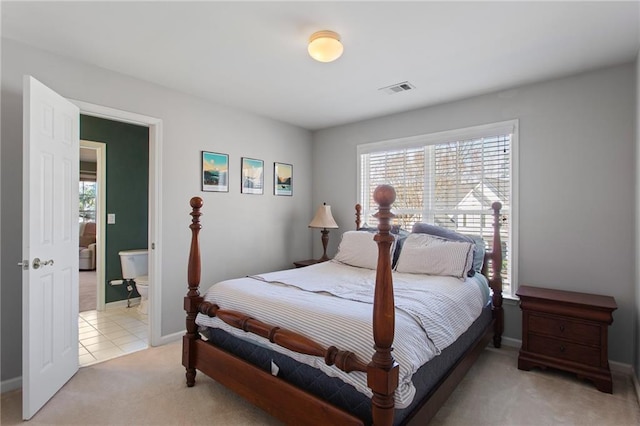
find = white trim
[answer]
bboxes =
[147,121,163,347]
[1,376,22,394]
[158,330,185,346]
[632,368,640,406]
[500,337,521,348]
[80,140,106,311]
[71,99,163,347]
[609,360,634,375]
[356,120,518,155]
[509,120,519,297]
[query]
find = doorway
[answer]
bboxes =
[72,100,163,349]
[77,116,153,366]
[79,141,105,313]
[77,140,150,367]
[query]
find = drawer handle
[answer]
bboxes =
[559,324,565,332]
[559,345,566,352]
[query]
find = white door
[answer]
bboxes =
[22,76,80,419]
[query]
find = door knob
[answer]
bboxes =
[32,258,54,269]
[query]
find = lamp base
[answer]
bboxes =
[319,228,330,261]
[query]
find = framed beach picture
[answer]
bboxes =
[241,157,264,194]
[274,162,293,196]
[201,151,229,192]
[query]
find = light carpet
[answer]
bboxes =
[1,342,639,425]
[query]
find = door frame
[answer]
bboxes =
[79,140,106,310]
[72,100,163,347]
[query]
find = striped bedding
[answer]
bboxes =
[195,260,489,408]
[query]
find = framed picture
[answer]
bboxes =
[274,162,293,196]
[201,151,229,192]
[241,157,264,194]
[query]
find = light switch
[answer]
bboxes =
[107,213,116,224]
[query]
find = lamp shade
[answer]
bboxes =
[308,203,339,229]
[308,30,343,63]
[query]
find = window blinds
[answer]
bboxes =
[358,123,514,293]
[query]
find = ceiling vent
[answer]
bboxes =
[379,81,416,95]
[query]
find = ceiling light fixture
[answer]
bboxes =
[308,30,343,63]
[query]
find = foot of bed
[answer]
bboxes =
[493,334,502,348]
[186,368,197,387]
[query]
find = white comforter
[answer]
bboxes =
[196,260,489,408]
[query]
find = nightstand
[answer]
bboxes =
[293,258,328,268]
[516,285,617,393]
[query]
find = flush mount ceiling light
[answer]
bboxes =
[308,30,343,63]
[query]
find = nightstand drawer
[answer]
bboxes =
[528,334,600,366]
[528,313,600,346]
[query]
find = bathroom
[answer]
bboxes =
[78,115,151,366]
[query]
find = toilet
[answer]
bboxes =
[118,249,150,314]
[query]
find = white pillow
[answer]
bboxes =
[395,233,474,279]
[334,231,395,270]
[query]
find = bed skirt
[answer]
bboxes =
[200,303,493,425]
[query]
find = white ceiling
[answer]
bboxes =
[3,1,639,131]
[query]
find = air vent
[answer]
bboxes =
[379,81,416,95]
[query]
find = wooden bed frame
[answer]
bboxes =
[183,184,504,425]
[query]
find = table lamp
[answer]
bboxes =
[308,203,339,261]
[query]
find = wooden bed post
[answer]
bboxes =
[368,185,399,426]
[183,196,204,387]
[355,203,362,230]
[490,201,504,349]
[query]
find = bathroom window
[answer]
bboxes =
[79,180,97,223]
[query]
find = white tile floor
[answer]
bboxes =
[78,307,148,367]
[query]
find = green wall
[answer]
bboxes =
[80,115,149,303]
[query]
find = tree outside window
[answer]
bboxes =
[79,181,96,223]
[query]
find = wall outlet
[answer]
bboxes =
[107,213,116,224]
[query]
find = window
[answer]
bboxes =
[79,180,97,223]
[357,121,517,296]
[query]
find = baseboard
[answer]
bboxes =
[157,330,184,346]
[500,336,521,348]
[632,367,640,406]
[609,360,633,375]
[1,376,22,394]
[105,297,140,310]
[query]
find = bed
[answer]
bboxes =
[182,184,504,425]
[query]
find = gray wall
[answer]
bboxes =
[636,53,640,381]
[1,39,313,384]
[312,63,637,365]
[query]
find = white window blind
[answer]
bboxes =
[358,121,517,296]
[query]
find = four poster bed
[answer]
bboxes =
[182,185,504,425]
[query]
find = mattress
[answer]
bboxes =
[196,261,490,409]
[201,302,493,425]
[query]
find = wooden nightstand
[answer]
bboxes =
[516,285,617,393]
[293,258,328,268]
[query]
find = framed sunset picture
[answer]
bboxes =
[274,162,293,196]
[201,151,229,192]
[241,157,264,194]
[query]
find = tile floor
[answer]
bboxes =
[78,307,148,367]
